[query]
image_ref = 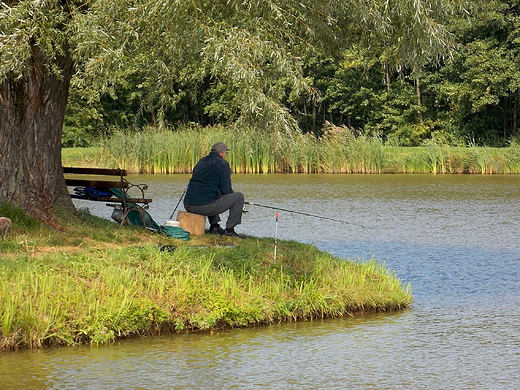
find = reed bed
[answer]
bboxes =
[64,124,520,174]
[0,209,411,350]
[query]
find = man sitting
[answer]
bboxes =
[183,142,244,237]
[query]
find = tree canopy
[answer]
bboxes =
[1,0,474,223]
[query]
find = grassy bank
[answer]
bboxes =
[63,125,520,174]
[0,205,411,350]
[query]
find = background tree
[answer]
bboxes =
[1,0,470,223]
[433,0,520,145]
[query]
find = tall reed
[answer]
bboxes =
[504,145,520,173]
[72,124,520,174]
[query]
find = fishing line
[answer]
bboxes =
[244,201,372,229]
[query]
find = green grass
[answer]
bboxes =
[0,208,411,350]
[62,125,520,174]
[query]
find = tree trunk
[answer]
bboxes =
[0,44,75,224]
[514,87,519,138]
[312,100,317,135]
[383,62,391,92]
[503,97,508,139]
[416,78,424,126]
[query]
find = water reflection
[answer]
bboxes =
[4,305,518,389]
[3,313,409,389]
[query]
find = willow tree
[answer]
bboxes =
[0,0,470,224]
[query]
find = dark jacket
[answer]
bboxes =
[184,151,234,206]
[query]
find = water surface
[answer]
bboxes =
[2,174,519,389]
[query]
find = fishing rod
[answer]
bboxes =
[244,201,372,229]
[169,185,188,220]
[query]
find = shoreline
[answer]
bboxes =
[0,211,412,351]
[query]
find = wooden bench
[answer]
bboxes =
[63,167,152,227]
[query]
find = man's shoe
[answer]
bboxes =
[224,228,245,239]
[209,224,225,235]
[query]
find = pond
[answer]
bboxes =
[1,174,519,389]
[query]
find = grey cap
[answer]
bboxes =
[211,142,230,153]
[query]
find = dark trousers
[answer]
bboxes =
[185,192,244,230]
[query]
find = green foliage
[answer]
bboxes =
[0,219,412,350]
[364,80,426,146]
[0,201,40,231]
[68,0,364,134]
[60,0,488,147]
[3,0,510,150]
[428,0,520,144]
[4,0,464,141]
[62,88,105,147]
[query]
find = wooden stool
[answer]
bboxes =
[177,211,206,236]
